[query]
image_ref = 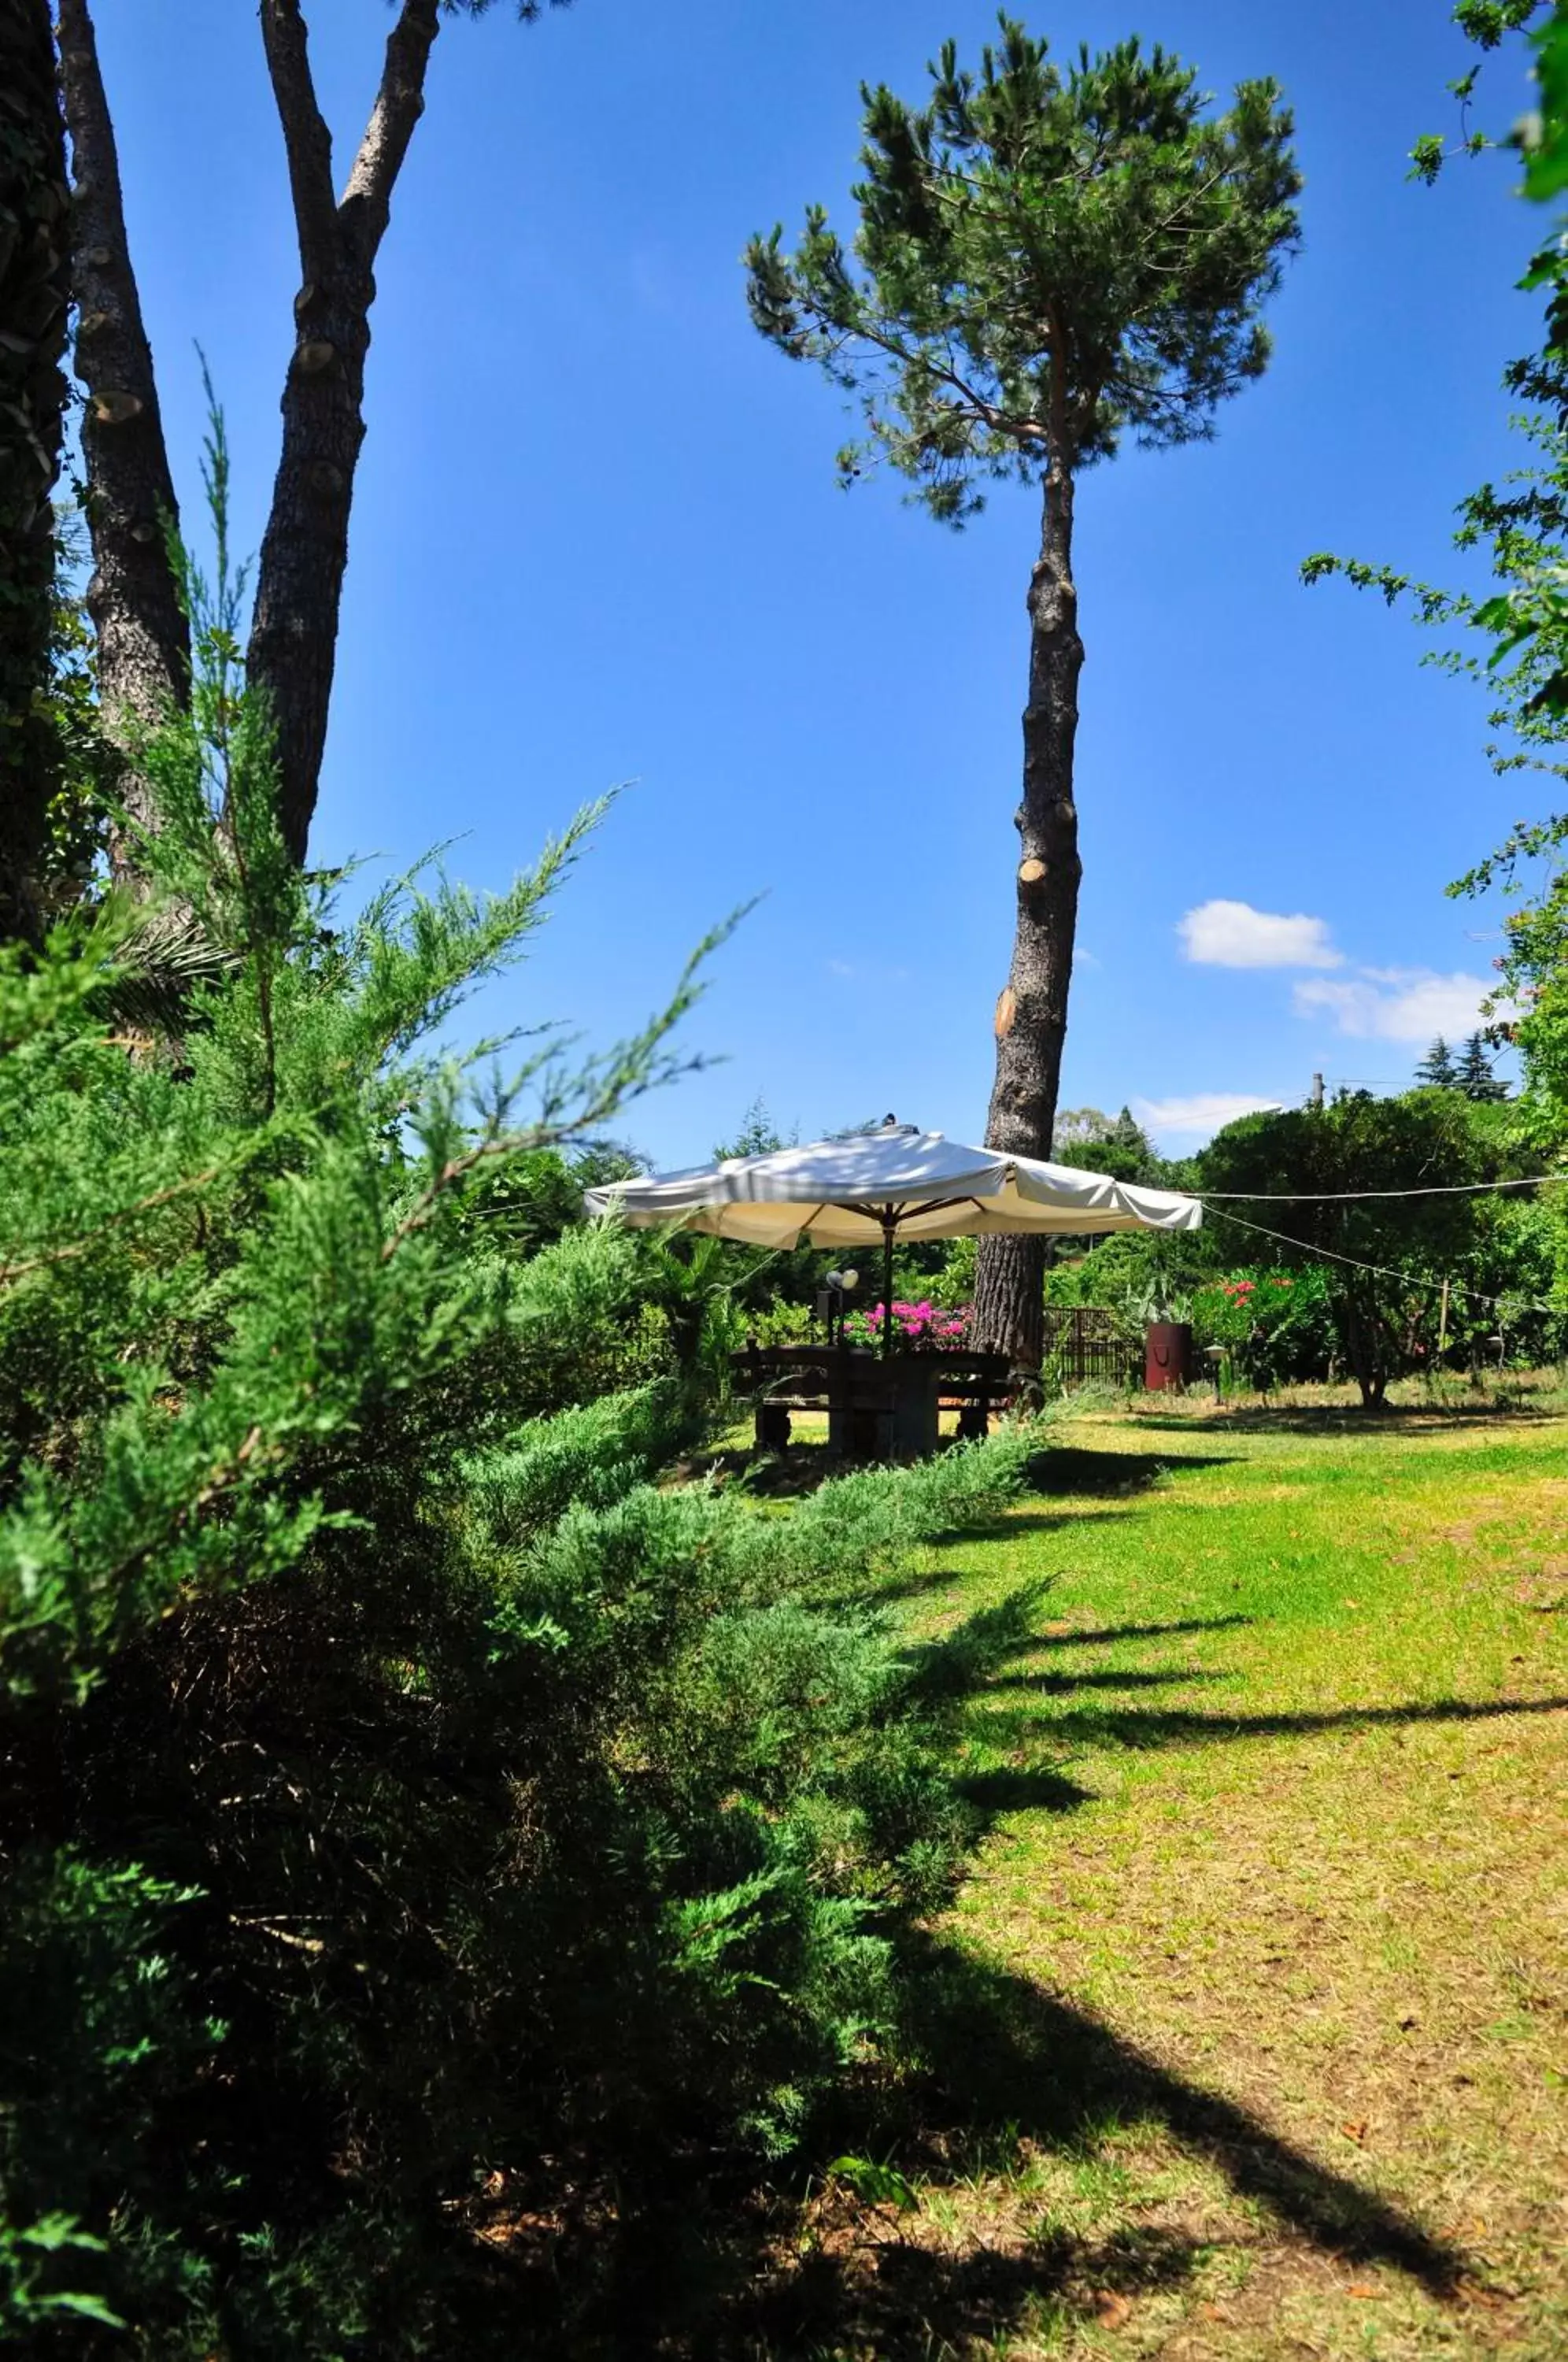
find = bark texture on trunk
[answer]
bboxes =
[247,0,440,865]
[971,452,1084,1374]
[1338,1288,1388,1411]
[0,0,72,942]
[58,0,190,872]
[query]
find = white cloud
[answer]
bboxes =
[1292,967,1500,1042]
[826,955,909,985]
[1133,1091,1284,1142]
[1178,899,1342,970]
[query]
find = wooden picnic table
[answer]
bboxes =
[730,1342,1012,1459]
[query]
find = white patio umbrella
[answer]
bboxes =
[584,1119,1201,1358]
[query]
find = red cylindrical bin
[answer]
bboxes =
[1145,1320,1193,1392]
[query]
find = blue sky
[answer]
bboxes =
[97,0,1540,1163]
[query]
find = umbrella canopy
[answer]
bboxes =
[582,1121,1201,1247]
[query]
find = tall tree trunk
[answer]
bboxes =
[246,271,372,868]
[0,0,72,942]
[247,0,440,866]
[57,0,190,874]
[971,450,1084,1374]
[52,0,457,878]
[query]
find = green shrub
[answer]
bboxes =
[741,1293,816,1346]
[1191,1265,1337,1386]
[0,606,1037,2349]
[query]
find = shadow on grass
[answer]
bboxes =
[996,1504,1145,1542]
[957,1761,1095,1813]
[891,1603,1252,1729]
[896,1581,1060,1701]
[1000,1612,1256,1654]
[760,2216,1211,2357]
[479,1660,1503,2354]
[987,1662,1235,1695]
[897,1946,1466,2275]
[705,1443,837,1497]
[904,1943,1466,2286]
[1129,1401,1563,1438]
[859,1562,980,1609]
[1023,1445,1238,1496]
[742,1934,1469,2354]
[967,1691,1568,1758]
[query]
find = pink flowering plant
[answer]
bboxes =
[1192,1265,1336,1383]
[1194,1269,1299,1346]
[843,1298,971,1351]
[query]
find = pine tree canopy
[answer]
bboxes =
[1415,1034,1460,1087]
[1458,1027,1510,1100]
[442,2,571,19]
[745,13,1300,520]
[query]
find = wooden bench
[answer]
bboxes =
[730,1344,1012,1457]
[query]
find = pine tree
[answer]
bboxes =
[747,18,1298,1368]
[713,1094,790,1161]
[1415,1035,1461,1087]
[1457,1028,1508,1100]
[1111,1104,1154,1157]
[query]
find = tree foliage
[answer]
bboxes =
[1051,1104,1162,1183]
[745,15,1300,519]
[1459,1027,1511,1098]
[1036,1082,1560,1392]
[1411,2,1568,200]
[1415,1034,1462,1087]
[1304,2,1568,1165]
[1197,1092,1554,1401]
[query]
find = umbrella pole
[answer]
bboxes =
[880,1210,897,1463]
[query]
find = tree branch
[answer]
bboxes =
[0,1162,223,1289]
[257,0,339,286]
[339,0,442,263]
[830,304,1049,449]
[245,0,442,866]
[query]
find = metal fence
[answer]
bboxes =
[1041,1305,1141,1387]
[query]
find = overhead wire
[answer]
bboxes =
[1199,1174,1564,1201]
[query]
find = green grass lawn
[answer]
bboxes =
[770,1399,1568,2360]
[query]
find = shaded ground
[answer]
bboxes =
[749,1404,1568,2358]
